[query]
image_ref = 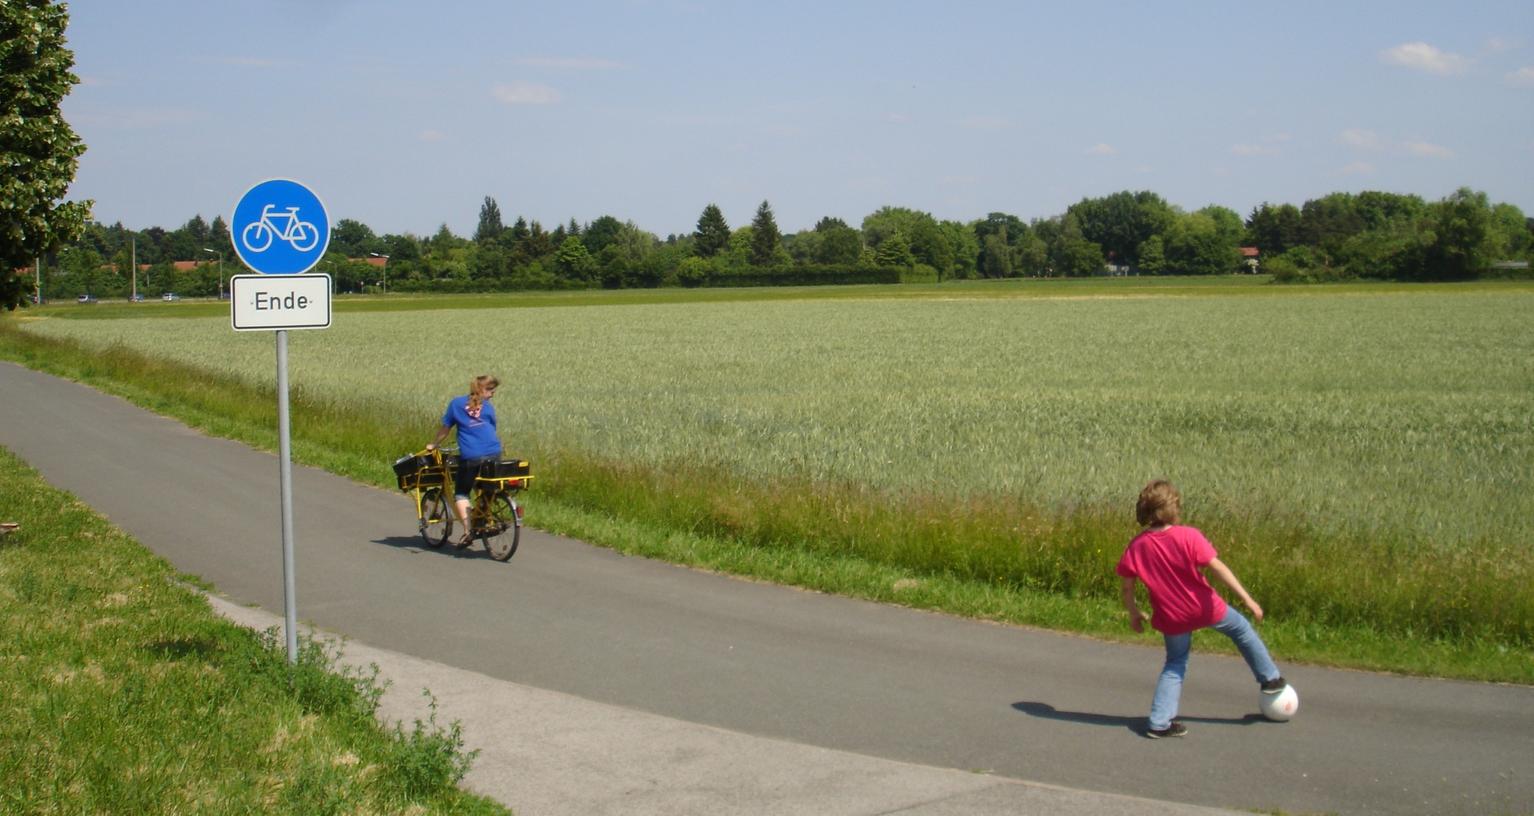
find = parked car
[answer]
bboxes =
[161,292,180,301]
[76,294,97,304]
[129,293,145,302]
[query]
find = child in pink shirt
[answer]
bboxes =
[1117,480,1288,738]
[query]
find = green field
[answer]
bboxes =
[9,277,1534,680]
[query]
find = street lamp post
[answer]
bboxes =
[369,252,390,293]
[202,248,223,299]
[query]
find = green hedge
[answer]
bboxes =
[705,264,906,287]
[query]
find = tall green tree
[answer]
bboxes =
[973,212,1026,246]
[552,235,597,285]
[329,218,379,258]
[978,234,1011,278]
[1014,231,1049,276]
[809,217,862,265]
[474,196,503,243]
[862,206,951,273]
[1068,191,1174,271]
[875,232,915,267]
[1423,188,1495,280]
[1048,215,1106,277]
[693,203,730,258]
[1244,202,1302,255]
[583,214,626,256]
[749,200,782,266]
[1163,211,1239,275]
[1,0,90,310]
[1299,193,1364,254]
[939,220,979,279]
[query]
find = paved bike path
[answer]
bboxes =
[1,361,1530,815]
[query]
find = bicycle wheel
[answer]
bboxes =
[242,221,273,253]
[418,488,453,548]
[479,493,521,561]
[289,221,319,252]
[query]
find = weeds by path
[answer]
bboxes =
[0,445,506,815]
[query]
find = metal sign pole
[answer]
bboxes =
[230,178,331,667]
[276,329,298,663]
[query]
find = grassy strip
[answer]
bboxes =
[36,274,1527,323]
[0,446,506,814]
[1,319,1529,683]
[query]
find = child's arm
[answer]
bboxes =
[1206,557,1264,622]
[1120,577,1149,632]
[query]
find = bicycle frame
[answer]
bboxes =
[258,205,309,242]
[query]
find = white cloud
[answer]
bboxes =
[1340,128,1384,150]
[1506,67,1534,87]
[491,82,560,105]
[516,56,625,70]
[1086,143,1116,156]
[1404,141,1454,159]
[1340,161,1376,176]
[1380,42,1469,75]
[419,130,447,143]
[1484,37,1517,54]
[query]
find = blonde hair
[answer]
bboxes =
[1136,480,1182,527]
[467,375,500,414]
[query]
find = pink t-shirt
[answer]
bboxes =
[1116,525,1227,635]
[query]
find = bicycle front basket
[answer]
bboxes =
[393,454,432,481]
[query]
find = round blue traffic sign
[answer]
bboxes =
[230,179,330,275]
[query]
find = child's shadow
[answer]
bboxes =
[1012,701,1265,736]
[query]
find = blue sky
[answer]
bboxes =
[61,0,1534,239]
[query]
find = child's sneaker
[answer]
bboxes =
[1146,721,1187,739]
[1260,677,1288,694]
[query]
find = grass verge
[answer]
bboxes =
[0,445,506,814]
[1,316,1529,684]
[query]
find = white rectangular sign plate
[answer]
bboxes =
[231,274,332,331]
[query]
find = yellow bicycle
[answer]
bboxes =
[393,448,532,561]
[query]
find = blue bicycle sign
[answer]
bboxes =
[230,179,330,275]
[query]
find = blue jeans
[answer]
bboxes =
[1148,606,1280,730]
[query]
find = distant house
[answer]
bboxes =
[1239,246,1260,273]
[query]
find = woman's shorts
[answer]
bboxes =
[454,456,494,501]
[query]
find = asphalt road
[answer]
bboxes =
[2,361,1530,815]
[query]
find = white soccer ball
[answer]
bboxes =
[1260,683,1299,721]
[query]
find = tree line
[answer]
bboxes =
[30,186,1531,301]
[4,3,1531,308]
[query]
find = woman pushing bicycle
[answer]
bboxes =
[426,375,501,546]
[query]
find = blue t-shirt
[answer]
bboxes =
[441,395,501,460]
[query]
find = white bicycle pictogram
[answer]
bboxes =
[241,204,320,253]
